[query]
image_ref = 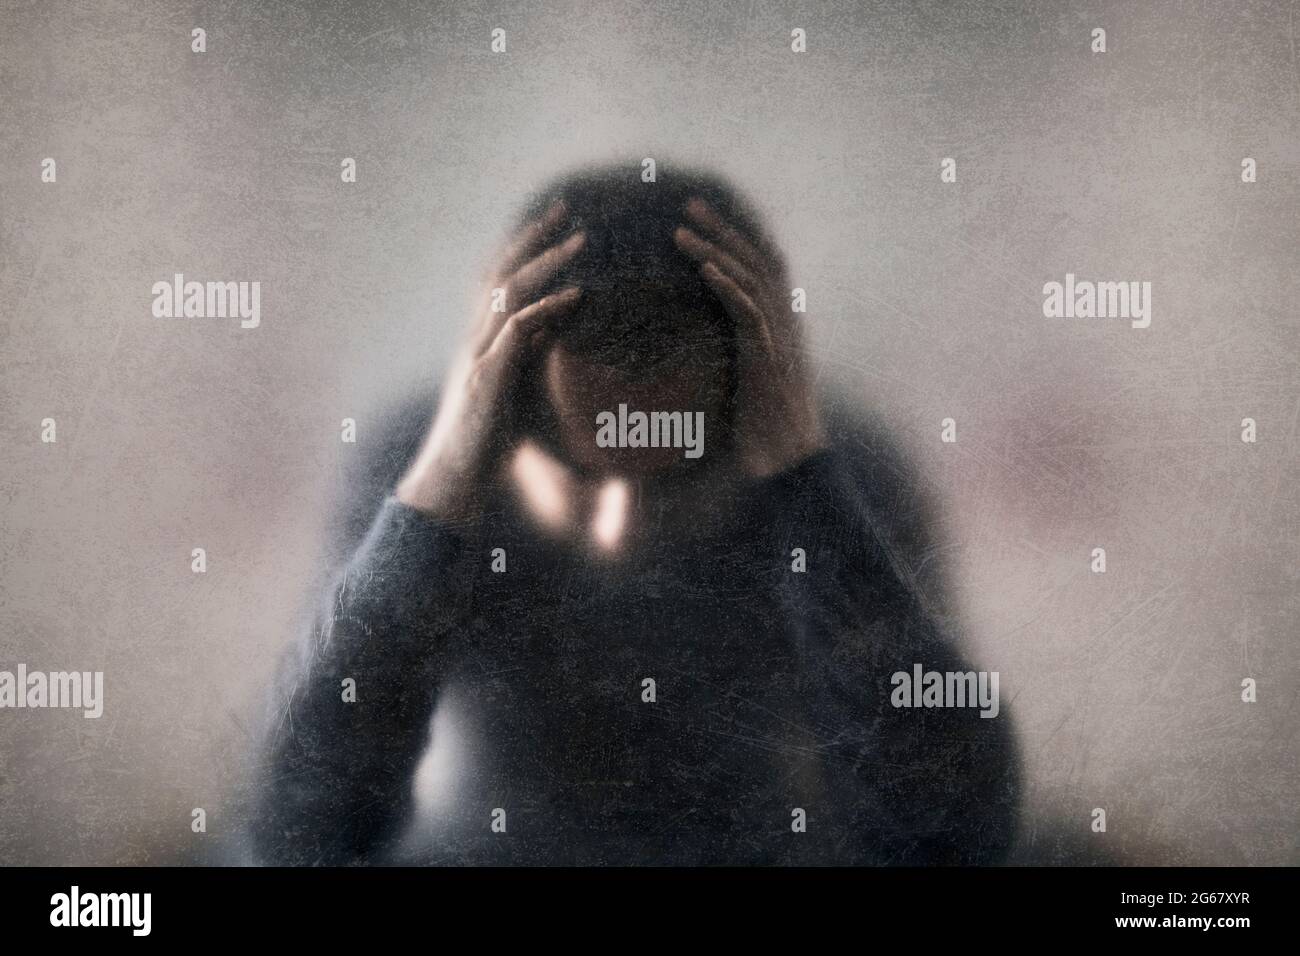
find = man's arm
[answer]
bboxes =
[250,496,473,865]
[756,449,1021,865]
[251,204,587,865]
[678,197,1018,864]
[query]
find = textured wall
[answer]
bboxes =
[1,0,1296,864]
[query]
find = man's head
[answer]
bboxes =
[514,165,770,477]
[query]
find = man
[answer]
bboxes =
[251,165,1019,865]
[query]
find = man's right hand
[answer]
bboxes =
[396,201,586,520]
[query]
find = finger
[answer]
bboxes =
[674,226,763,301]
[700,262,773,355]
[684,197,777,277]
[502,229,586,311]
[483,286,583,366]
[472,228,584,353]
[472,295,545,365]
[496,200,569,278]
[470,293,514,357]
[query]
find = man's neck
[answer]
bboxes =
[505,441,741,558]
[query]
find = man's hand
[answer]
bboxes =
[396,202,585,519]
[674,198,826,478]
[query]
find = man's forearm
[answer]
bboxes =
[252,498,471,864]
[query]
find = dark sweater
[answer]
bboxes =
[251,391,1019,865]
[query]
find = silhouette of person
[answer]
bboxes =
[251,165,1019,865]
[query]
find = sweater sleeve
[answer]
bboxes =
[251,497,472,865]
[751,450,1021,864]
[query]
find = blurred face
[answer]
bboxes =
[544,339,731,478]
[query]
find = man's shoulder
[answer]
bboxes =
[815,385,950,611]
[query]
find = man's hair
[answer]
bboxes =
[517,163,770,380]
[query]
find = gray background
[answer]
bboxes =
[1,0,1296,864]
